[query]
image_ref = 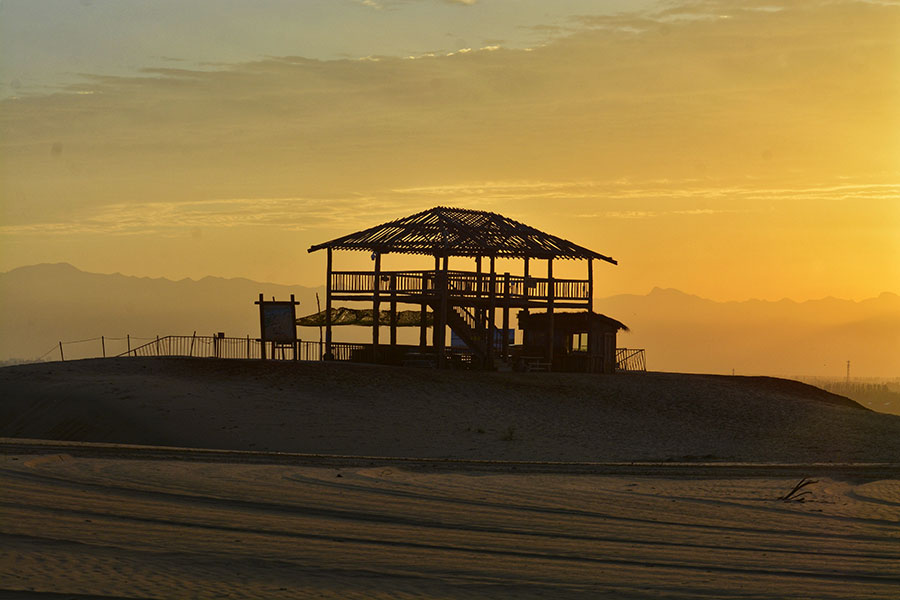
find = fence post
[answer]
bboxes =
[127,334,131,356]
[246,335,250,359]
[101,336,106,358]
[156,335,161,356]
[59,341,64,362]
[189,331,196,357]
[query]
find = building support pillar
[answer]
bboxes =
[502,272,510,361]
[547,257,555,370]
[325,248,333,360]
[372,252,381,363]
[523,256,530,317]
[437,254,449,368]
[389,273,397,347]
[487,256,496,366]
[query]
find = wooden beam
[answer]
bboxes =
[523,256,530,317]
[419,302,427,349]
[373,252,381,363]
[257,293,267,361]
[475,255,483,333]
[502,272,510,360]
[587,257,594,314]
[325,248,333,359]
[547,257,554,370]
[587,258,594,359]
[432,255,440,349]
[438,254,449,368]
[487,256,496,365]
[390,274,397,346]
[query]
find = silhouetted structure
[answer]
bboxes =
[517,311,628,373]
[307,206,623,371]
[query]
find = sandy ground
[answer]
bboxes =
[2,358,900,598]
[2,357,900,462]
[1,449,899,599]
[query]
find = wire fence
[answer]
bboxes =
[37,334,344,363]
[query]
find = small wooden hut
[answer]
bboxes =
[307,206,622,371]
[517,311,628,374]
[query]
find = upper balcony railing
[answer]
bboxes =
[330,270,590,301]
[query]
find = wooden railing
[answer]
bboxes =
[117,335,364,363]
[616,348,646,372]
[331,270,590,301]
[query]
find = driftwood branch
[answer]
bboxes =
[777,477,819,502]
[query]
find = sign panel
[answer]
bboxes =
[261,303,297,343]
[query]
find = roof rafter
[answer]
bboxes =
[308,206,616,263]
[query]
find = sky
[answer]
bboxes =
[1,0,898,301]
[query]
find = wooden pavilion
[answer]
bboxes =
[307,206,621,371]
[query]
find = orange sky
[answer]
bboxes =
[1,0,898,301]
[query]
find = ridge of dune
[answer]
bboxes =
[2,357,898,463]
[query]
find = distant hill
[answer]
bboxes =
[0,263,322,361]
[597,287,900,378]
[1,263,898,379]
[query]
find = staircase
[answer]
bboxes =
[428,302,491,362]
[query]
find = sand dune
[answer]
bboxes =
[1,357,899,462]
[1,450,899,599]
[3,358,899,598]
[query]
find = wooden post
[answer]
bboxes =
[419,303,428,349]
[390,274,397,347]
[127,334,131,356]
[257,293,266,360]
[438,254,449,368]
[523,256,530,317]
[475,255,483,333]
[59,341,64,362]
[487,256,496,365]
[156,335,161,356]
[190,331,196,357]
[246,335,250,359]
[502,272,510,360]
[587,258,594,314]
[547,257,554,370]
[373,252,381,363]
[432,255,440,349]
[325,248,333,360]
[587,258,594,360]
[101,336,106,358]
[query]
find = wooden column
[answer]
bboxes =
[438,255,449,368]
[487,256,496,365]
[475,255,483,333]
[325,248,333,359]
[432,255,440,348]
[587,258,594,313]
[502,272,510,360]
[587,258,594,360]
[257,293,267,360]
[419,303,428,349]
[372,252,381,363]
[547,257,555,370]
[389,274,398,347]
[523,256,530,317]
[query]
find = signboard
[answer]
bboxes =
[261,303,297,343]
[255,294,299,359]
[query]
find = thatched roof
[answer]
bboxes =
[308,206,616,263]
[297,307,433,327]
[517,310,629,332]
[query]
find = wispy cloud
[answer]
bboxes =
[4,181,896,237]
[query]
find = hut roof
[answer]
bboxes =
[307,206,616,263]
[518,310,629,332]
